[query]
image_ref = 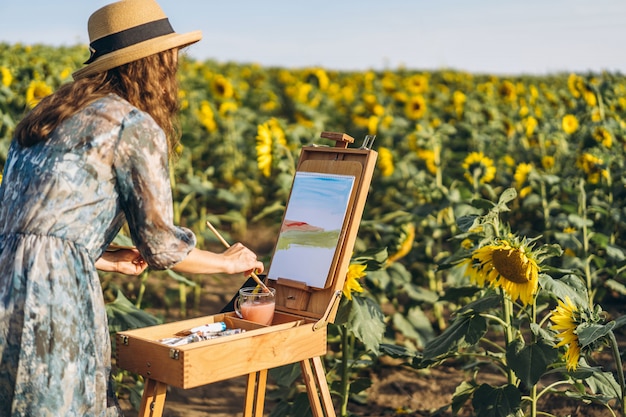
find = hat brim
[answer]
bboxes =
[72,30,202,80]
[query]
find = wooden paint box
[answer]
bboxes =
[116,309,329,389]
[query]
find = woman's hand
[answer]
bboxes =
[222,242,265,275]
[96,248,147,275]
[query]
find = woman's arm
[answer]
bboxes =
[96,247,148,275]
[171,244,265,276]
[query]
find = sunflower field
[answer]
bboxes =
[2,42,626,416]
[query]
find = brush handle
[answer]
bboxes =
[206,221,271,292]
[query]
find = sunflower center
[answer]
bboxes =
[490,248,530,283]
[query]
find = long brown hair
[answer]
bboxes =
[14,49,181,153]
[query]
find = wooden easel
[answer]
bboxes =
[117,132,377,417]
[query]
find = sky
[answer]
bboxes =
[1,0,625,76]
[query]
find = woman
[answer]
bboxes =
[0,0,264,415]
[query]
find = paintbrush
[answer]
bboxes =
[206,220,271,293]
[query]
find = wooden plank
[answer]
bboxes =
[117,335,184,388]
[244,373,256,417]
[255,369,268,417]
[301,358,325,417]
[138,379,167,417]
[312,356,336,416]
[182,323,326,387]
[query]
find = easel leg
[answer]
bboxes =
[300,357,336,417]
[138,378,167,417]
[244,370,268,417]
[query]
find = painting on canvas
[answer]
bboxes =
[267,172,355,288]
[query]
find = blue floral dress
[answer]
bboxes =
[0,94,196,416]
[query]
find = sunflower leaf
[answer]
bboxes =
[421,313,486,361]
[451,381,477,415]
[106,288,162,334]
[457,214,479,232]
[472,383,521,417]
[497,187,518,207]
[613,315,626,330]
[457,293,501,314]
[583,370,621,399]
[471,198,496,211]
[338,295,385,354]
[539,274,588,306]
[165,269,197,287]
[379,343,420,359]
[577,322,615,348]
[506,339,558,387]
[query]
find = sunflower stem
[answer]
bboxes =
[339,326,352,417]
[529,298,538,417]
[501,292,518,386]
[530,385,537,417]
[480,313,510,330]
[608,331,626,416]
[578,178,595,307]
[434,143,442,189]
[539,180,551,244]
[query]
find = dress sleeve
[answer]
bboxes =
[113,109,196,270]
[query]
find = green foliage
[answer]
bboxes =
[105,287,162,334]
[3,43,626,416]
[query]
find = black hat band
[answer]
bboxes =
[84,18,174,64]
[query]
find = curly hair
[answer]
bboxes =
[14,49,181,154]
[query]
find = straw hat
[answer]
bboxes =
[72,0,202,80]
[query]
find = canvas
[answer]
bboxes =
[267,172,356,288]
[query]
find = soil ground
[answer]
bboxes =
[113,228,622,417]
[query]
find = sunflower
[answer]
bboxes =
[541,155,555,170]
[576,153,609,184]
[416,148,438,175]
[405,95,427,120]
[453,90,466,117]
[25,80,53,108]
[405,74,429,95]
[562,114,579,135]
[567,73,583,98]
[381,73,397,93]
[218,101,238,117]
[196,100,217,133]
[522,116,538,137]
[498,80,517,102]
[513,163,533,198]
[377,146,394,177]
[342,263,366,300]
[550,297,581,371]
[368,115,379,136]
[1,66,12,87]
[582,89,597,107]
[255,118,286,177]
[591,108,602,122]
[211,74,234,100]
[463,152,496,184]
[502,119,516,138]
[387,223,415,264]
[462,239,539,305]
[304,68,330,91]
[592,126,612,148]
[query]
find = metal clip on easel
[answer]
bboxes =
[359,134,376,150]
